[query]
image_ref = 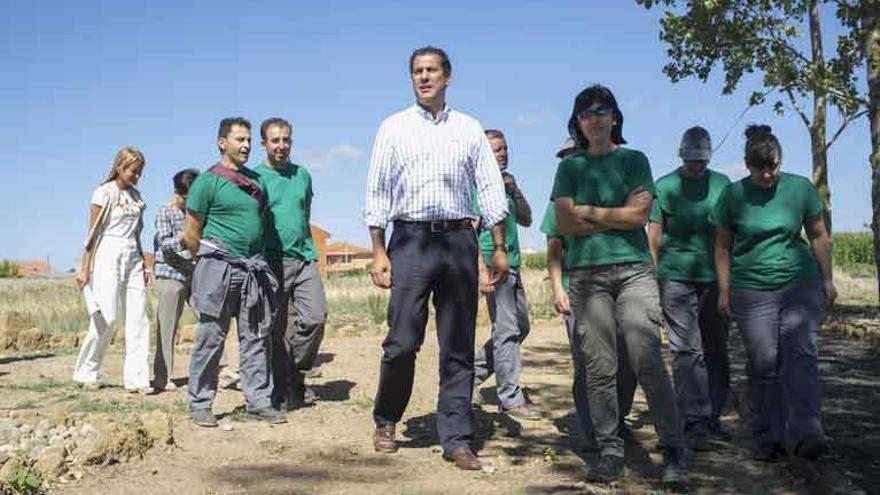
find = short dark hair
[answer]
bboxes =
[744,124,782,170]
[409,46,452,77]
[484,129,505,141]
[567,84,627,149]
[218,117,251,139]
[173,168,200,196]
[260,117,292,141]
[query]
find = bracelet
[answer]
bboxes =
[493,244,508,253]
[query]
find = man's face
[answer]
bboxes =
[489,136,508,171]
[411,54,450,105]
[219,124,251,166]
[262,124,292,166]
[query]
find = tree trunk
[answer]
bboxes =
[864,0,880,303]
[809,0,833,235]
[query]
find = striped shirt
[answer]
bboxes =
[153,204,193,282]
[363,104,508,230]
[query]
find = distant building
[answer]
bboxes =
[325,241,371,272]
[311,224,331,275]
[12,259,52,278]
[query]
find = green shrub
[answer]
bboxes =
[0,260,20,278]
[521,252,548,271]
[833,232,875,276]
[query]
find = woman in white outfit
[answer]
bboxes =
[73,147,152,393]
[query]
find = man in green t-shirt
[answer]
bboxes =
[647,127,731,450]
[183,117,284,427]
[472,129,538,420]
[255,118,327,411]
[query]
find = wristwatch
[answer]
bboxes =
[493,243,508,253]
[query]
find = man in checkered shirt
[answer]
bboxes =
[152,168,199,392]
[363,46,509,471]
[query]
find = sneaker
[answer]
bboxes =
[661,447,690,490]
[191,409,218,427]
[752,443,786,463]
[686,433,713,452]
[585,455,625,483]
[247,407,287,424]
[794,435,829,460]
[501,404,541,421]
[708,422,732,443]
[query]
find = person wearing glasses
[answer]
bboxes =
[553,85,687,487]
[714,125,835,462]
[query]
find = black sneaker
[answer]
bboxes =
[794,435,829,460]
[191,409,218,427]
[287,383,317,410]
[752,443,786,463]
[661,447,690,490]
[585,455,625,483]
[686,433,713,452]
[247,407,287,424]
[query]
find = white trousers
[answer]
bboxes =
[73,236,150,389]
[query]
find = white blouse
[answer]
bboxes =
[91,182,144,239]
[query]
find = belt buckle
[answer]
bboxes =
[429,221,444,233]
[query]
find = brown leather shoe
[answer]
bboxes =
[373,424,397,453]
[444,447,482,471]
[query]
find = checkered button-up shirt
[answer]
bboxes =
[363,104,508,230]
[153,204,192,282]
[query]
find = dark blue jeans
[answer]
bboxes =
[731,276,825,454]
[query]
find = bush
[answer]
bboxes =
[833,232,875,276]
[0,260,20,278]
[521,252,547,271]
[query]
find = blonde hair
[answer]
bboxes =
[103,147,145,184]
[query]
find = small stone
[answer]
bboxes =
[219,422,234,432]
[80,424,97,437]
[20,424,33,434]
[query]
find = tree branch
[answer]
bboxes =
[827,108,870,149]
[785,89,812,128]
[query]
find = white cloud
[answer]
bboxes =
[293,144,366,170]
[515,109,554,126]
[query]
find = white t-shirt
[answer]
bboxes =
[91,182,144,239]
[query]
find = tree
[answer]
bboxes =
[861,0,880,299]
[637,0,866,236]
[0,260,20,278]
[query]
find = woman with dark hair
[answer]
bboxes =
[714,125,835,462]
[554,85,687,487]
[151,168,200,392]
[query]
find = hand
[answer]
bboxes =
[144,269,152,286]
[553,288,570,315]
[625,186,652,209]
[370,251,392,289]
[824,280,838,308]
[76,271,90,290]
[718,291,732,320]
[479,268,495,294]
[490,249,510,284]
[502,173,518,194]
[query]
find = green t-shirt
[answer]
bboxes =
[539,202,570,291]
[649,169,731,282]
[551,147,655,269]
[712,172,822,291]
[255,162,317,262]
[186,166,265,258]
[473,188,521,268]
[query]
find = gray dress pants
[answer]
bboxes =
[153,277,189,386]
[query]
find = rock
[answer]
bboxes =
[35,444,68,478]
[20,424,33,434]
[0,420,20,444]
[0,312,37,350]
[80,424,97,438]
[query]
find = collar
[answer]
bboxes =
[414,103,451,124]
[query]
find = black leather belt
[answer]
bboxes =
[394,219,473,233]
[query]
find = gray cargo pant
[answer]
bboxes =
[153,277,189,387]
[474,269,530,410]
[188,267,274,411]
[659,280,730,439]
[570,261,683,458]
[269,259,327,403]
[564,313,637,444]
[731,276,825,454]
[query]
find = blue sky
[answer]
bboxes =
[0,1,872,270]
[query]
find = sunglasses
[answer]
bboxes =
[577,105,614,119]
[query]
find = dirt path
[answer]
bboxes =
[0,320,876,495]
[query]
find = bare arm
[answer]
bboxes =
[571,190,653,230]
[182,212,205,259]
[714,226,733,319]
[648,221,662,266]
[804,215,837,307]
[556,188,650,236]
[76,204,103,289]
[487,222,510,284]
[368,227,391,289]
[547,237,569,314]
[503,175,532,227]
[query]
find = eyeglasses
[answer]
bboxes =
[577,105,613,120]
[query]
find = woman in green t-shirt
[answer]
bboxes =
[714,125,836,462]
[553,85,687,488]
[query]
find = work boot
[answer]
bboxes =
[373,424,397,453]
[661,447,690,490]
[585,455,625,483]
